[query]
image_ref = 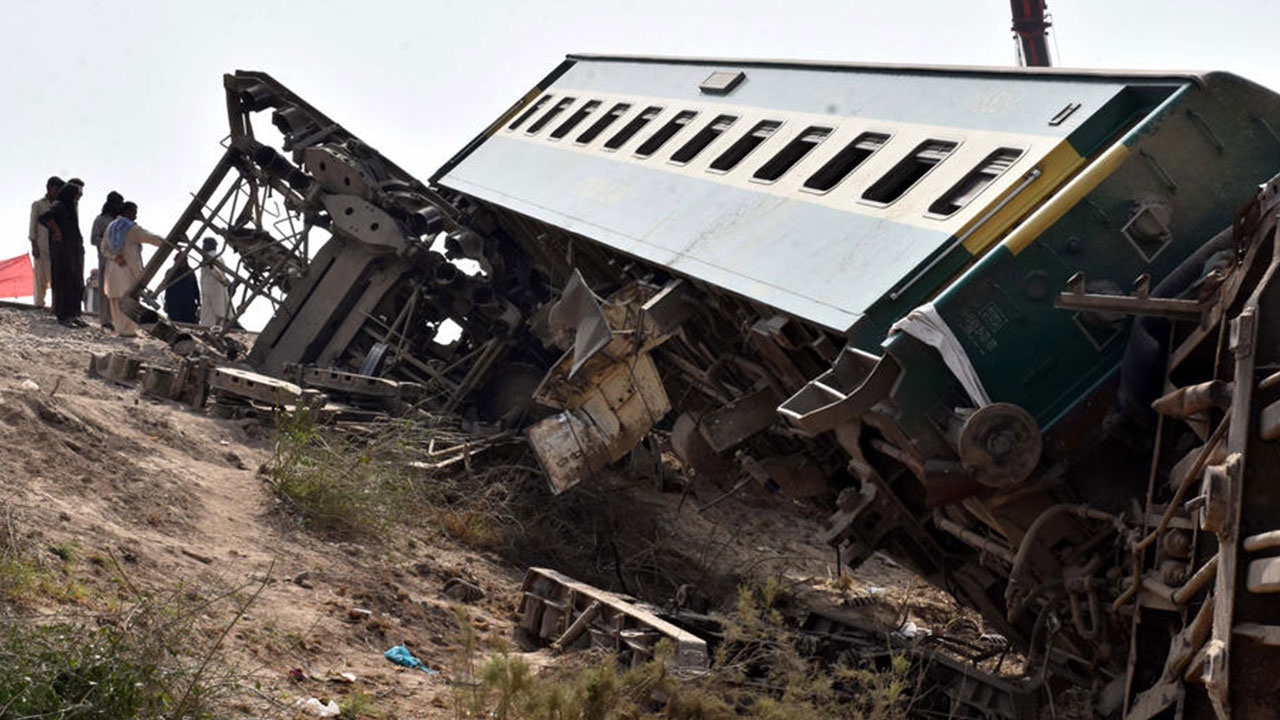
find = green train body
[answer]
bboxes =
[435,56,1280,713]
[438,58,1280,447]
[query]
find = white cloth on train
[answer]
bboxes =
[889,302,992,408]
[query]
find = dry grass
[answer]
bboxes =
[445,575,915,720]
[0,503,270,720]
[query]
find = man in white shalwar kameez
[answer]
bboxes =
[101,202,164,337]
[28,176,63,309]
[199,237,231,328]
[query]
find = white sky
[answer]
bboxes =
[3,0,1279,299]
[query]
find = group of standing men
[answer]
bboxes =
[27,176,232,334]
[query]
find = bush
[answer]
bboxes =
[1,502,265,720]
[0,577,262,720]
[263,409,420,541]
[0,622,165,719]
[263,409,537,549]
[443,575,917,720]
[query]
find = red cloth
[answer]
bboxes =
[0,254,34,299]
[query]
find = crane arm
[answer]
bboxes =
[1010,0,1052,67]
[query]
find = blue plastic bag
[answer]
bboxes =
[384,645,437,674]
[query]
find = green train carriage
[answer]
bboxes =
[433,55,1280,712]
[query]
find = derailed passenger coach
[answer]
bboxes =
[129,56,1280,718]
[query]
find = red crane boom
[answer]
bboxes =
[1010,0,1052,67]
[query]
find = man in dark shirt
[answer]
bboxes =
[40,179,87,327]
[162,253,200,323]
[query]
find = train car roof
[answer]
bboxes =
[564,54,1214,85]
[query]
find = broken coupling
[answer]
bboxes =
[445,229,485,260]
[252,144,312,191]
[405,206,444,237]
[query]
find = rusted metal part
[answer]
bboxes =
[821,458,952,588]
[800,608,1040,719]
[699,386,781,453]
[1233,623,1280,646]
[518,567,708,671]
[933,513,1016,565]
[1173,555,1219,606]
[1259,398,1280,441]
[210,367,326,409]
[1116,194,1280,717]
[1245,557,1280,594]
[739,453,829,499]
[284,364,424,413]
[1055,272,1208,322]
[1124,682,1182,720]
[527,350,670,494]
[1242,530,1280,553]
[669,412,729,480]
[129,71,536,420]
[956,402,1042,488]
[1004,504,1119,624]
[777,347,898,435]
[1166,226,1280,718]
[527,280,677,493]
[1151,381,1233,418]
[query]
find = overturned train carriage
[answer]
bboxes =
[127,57,1280,718]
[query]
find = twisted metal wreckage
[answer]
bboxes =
[115,59,1280,718]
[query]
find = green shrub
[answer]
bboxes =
[263,409,417,541]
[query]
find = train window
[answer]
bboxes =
[861,140,958,205]
[526,97,576,135]
[604,106,663,151]
[576,102,631,145]
[508,94,552,131]
[928,148,1023,216]
[802,132,890,192]
[550,100,602,140]
[670,114,738,164]
[635,110,698,158]
[710,120,782,173]
[753,126,832,182]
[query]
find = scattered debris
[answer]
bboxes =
[181,547,214,564]
[518,567,708,671]
[294,697,340,718]
[442,577,485,603]
[384,645,437,674]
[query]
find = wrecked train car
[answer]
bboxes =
[127,57,1280,718]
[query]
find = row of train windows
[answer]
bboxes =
[508,94,1025,216]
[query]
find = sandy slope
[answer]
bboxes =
[0,306,534,717]
[0,304,963,719]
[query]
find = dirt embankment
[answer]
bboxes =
[0,305,963,719]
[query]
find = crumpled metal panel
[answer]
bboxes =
[547,270,612,379]
[528,350,671,494]
[528,279,675,493]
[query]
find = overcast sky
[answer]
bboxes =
[3,0,1279,294]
